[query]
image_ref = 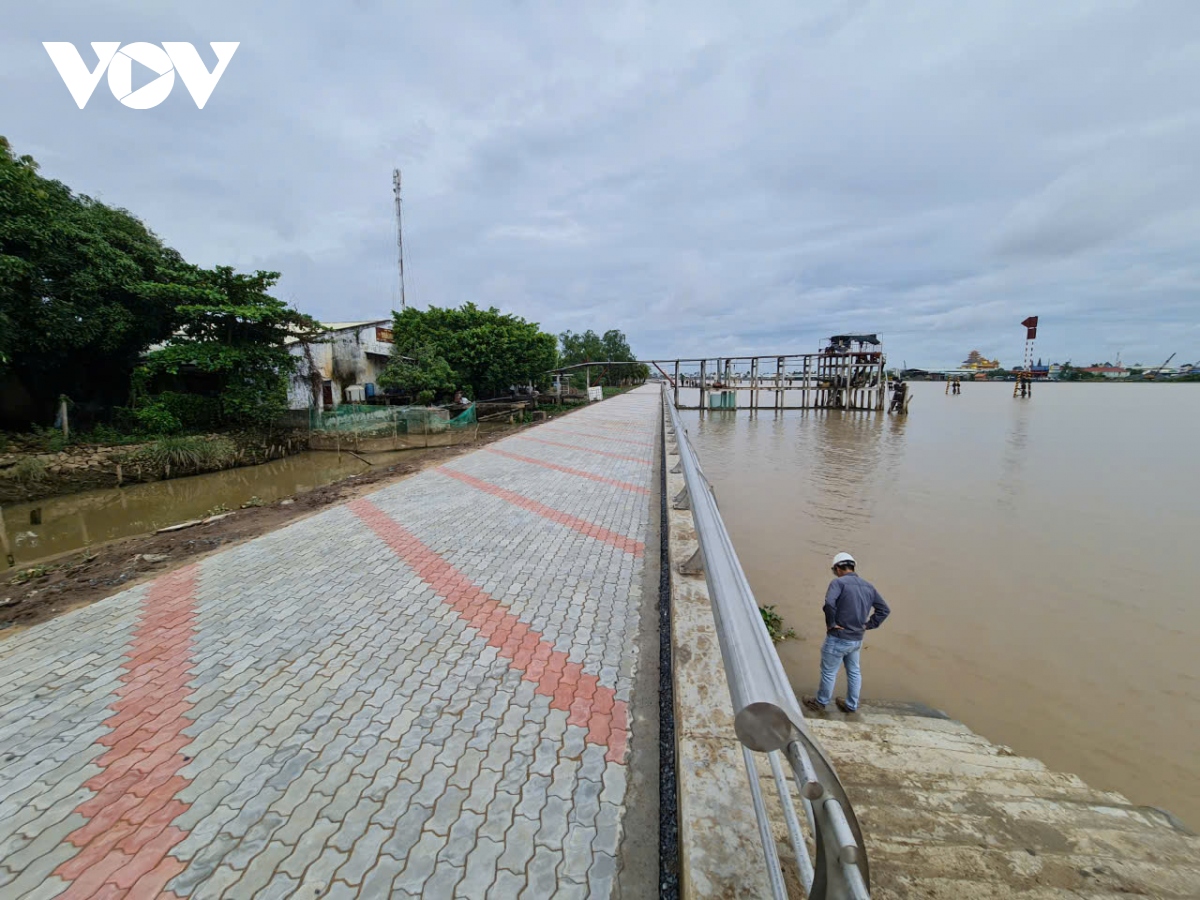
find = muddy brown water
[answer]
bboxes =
[678,382,1200,828]
[1,448,436,567]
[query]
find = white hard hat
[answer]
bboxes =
[832,552,856,567]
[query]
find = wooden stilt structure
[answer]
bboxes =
[657,334,887,411]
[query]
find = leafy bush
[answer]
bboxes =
[134,403,183,435]
[153,391,221,431]
[760,605,797,643]
[416,390,436,406]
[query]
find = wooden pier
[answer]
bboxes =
[650,334,888,412]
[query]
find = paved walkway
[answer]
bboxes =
[0,386,661,899]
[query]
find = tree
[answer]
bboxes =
[381,303,559,400]
[135,267,322,428]
[559,328,648,387]
[376,344,457,404]
[0,137,184,426]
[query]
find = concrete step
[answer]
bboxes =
[867,839,1200,898]
[850,801,1200,866]
[813,710,974,736]
[871,874,1174,900]
[836,758,1129,806]
[848,784,1190,836]
[817,730,1038,770]
[809,717,1004,753]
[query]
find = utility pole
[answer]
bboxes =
[392,169,407,311]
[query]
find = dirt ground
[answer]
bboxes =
[0,415,568,637]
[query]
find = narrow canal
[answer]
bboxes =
[2,448,435,566]
[678,381,1200,828]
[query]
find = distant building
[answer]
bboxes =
[1080,364,1129,379]
[286,320,400,410]
[961,350,1001,371]
[1141,365,1180,377]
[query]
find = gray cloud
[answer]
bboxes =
[4,0,1200,369]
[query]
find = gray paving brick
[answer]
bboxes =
[523,845,564,899]
[334,821,390,885]
[487,868,527,899]
[0,388,657,900]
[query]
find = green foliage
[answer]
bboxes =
[8,563,51,585]
[119,435,237,477]
[77,423,144,446]
[28,424,67,453]
[759,605,797,643]
[381,303,559,400]
[559,329,648,387]
[150,391,221,431]
[377,343,458,403]
[133,403,183,435]
[0,137,184,424]
[137,267,322,427]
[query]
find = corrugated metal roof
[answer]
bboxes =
[320,320,392,331]
[284,319,393,345]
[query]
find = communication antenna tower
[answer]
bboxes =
[393,169,406,311]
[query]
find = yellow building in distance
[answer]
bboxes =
[961,350,1001,371]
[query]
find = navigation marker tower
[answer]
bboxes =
[1015,316,1038,397]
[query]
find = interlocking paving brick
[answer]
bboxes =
[0,387,659,898]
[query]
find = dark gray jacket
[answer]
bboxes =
[823,573,890,641]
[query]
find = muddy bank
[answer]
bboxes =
[0,432,308,505]
[0,430,516,635]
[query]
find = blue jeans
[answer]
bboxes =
[817,635,862,710]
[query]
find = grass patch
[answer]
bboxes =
[4,457,48,485]
[119,435,238,478]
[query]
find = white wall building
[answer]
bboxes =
[286,320,398,411]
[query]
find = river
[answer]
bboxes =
[678,381,1199,828]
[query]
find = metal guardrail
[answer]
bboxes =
[664,387,871,899]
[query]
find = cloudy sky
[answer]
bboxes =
[4,1,1199,368]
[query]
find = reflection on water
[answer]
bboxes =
[1,448,434,566]
[682,382,1200,827]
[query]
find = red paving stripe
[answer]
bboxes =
[436,467,644,557]
[514,435,649,464]
[53,566,199,900]
[483,447,650,495]
[349,499,629,764]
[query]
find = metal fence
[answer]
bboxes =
[664,386,871,899]
[309,402,478,436]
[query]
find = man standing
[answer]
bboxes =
[803,553,890,714]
